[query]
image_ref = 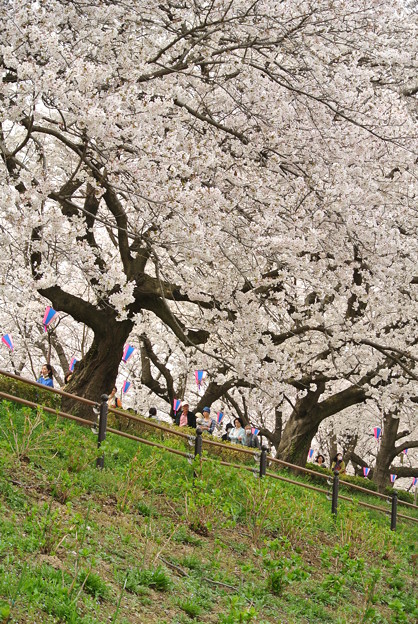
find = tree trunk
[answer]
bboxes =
[373,413,399,492]
[276,413,322,466]
[62,318,133,419]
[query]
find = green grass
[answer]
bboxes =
[0,400,417,623]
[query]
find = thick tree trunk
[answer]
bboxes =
[63,318,134,419]
[276,380,368,466]
[373,413,399,492]
[277,413,322,466]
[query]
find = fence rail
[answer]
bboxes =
[0,368,417,529]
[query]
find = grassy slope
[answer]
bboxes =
[0,402,416,624]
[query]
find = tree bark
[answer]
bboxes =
[373,413,400,492]
[62,318,134,419]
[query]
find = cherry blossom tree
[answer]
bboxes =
[1,0,417,457]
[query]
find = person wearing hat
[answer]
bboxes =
[174,400,196,428]
[222,423,233,442]
[199,407,215,434]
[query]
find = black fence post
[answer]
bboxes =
[390,492,398,531]
[96,394,109,469]
[331,471,339,516]
[259,446,267,478]
[193,429,202,480]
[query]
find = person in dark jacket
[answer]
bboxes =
[222,423,233,441]
[244,424,260,449]
[174,400,196,428]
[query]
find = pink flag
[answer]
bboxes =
[122,344,135,363]
[363,467,370,477]
[173,398,181,412]
[194,370,206,388]
[43,306,57,330]
[390,474,396,483]
[308,449,314,459]
[1,334,14,350]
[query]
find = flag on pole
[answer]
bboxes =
[403,448,408,455]
[412,477,418,487]
[216,411,224,424]
[251,427,259,436]
[363,467,370,477]
[308,449,314,459]
[43,306,57,331]
[122,380,131,394]
[373,427,381,440]
[122,344,135,363]
[69,357,77,372]
[1,334,14,350]
[173,398,181,412]
[194,370,206,388]
[390,474,396,483]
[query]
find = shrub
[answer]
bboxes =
[0,374,61,410]
[384,487,414,504]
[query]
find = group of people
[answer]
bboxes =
[170,400,261,449]
[315,452,346,474]
[38,367,348,465]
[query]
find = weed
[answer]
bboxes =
[125,566,171,593]
[117,453,159,512]
[0,405,57,462]
[219,597,258,623]
[172,526,201,546]
[177,598,202,619]
[180,554,203,571]
[77,570,109,599]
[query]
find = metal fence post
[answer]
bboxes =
[331,471,339,516]
[193,428,202,480]
[259,446,267,478]
[96,394,109,469]
[390,492,398,531]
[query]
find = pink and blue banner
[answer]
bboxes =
[390,474,396,483]
[413,477,418,487]
[217,411,224,424]
[173,398,181,412]
[122,380,131,394]
[43,306,57,330]
[69,357,77,372]
[374,427,381,440]
[122,344,135,363]
[194,370,206,388]
[363,467,370,477]
[251,427,259,436]
[308,449,314,459]
[1,334,14,350]
[403,448,408,455]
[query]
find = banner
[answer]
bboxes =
[122,344,135,363]
[1,334,14,350]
